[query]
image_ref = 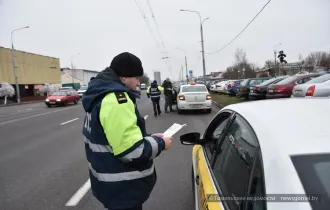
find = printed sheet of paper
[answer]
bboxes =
[163,123,186,137]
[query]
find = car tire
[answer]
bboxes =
[46,104,51,108]
[63,101,68,106]
[206,109,212,113]
[177,109,183,114]
[74,99,78,104]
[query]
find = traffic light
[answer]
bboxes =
[278,51,287,64]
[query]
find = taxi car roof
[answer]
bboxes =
[221,98,330,201]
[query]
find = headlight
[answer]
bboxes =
[46,99,49,102]
[56,99,61,101]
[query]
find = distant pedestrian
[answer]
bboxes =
[82,52,172,210]
[147,80,164,117]
[162,77,173,113]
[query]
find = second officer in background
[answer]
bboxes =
[147,80,164,117]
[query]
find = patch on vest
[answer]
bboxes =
[115,92,127,104]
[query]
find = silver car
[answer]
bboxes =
[292,73,330,97]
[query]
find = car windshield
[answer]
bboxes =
[51,92,67,96]
[305,74,330,84]
[240,79,249,86]
[291,154,330,210]
[182,86,207,92]
[275,76,299,85]
[258,78,278,86]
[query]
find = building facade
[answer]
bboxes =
[153,71,161,84]
[0,47,61,98]
[61,68,100,87]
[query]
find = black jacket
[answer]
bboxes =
[162,80,172,96]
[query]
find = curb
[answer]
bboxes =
[0,100,44,107]
[212,101,225,109]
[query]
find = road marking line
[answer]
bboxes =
[60,118,79,125]
[65,179,91,206]
[0,106,80,126]
[144,115,148,120]
[17,108,32,112]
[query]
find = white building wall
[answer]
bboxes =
[61,68,99,86]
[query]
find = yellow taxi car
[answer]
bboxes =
[180,98,330,210]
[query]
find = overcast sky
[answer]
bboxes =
[1,0,329,80]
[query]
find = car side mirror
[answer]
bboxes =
[180,132,201,145]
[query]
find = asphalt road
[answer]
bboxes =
[0,93,220,210]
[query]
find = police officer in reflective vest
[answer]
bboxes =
[147,80,164,117]
[82,52,172,210]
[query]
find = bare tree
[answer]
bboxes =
[234,48,247,64]
[39,83,58,97]
[140,73,150,85]
[263,60,275,69]
[304,51,330,68]
[0,82,15,105]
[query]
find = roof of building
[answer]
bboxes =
[0,46,59,60]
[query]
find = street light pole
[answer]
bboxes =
[180,9,209,84]
[11,26,30,103]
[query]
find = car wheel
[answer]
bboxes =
[46,104,51,108]
[206,109,211,113]
[177,109,182,114]
[63,101,68,106]
[74,99,78,104]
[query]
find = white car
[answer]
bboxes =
[176,83,212,114]
[215,81,228,93]
[77,85,88,98]
[292,73,330,98]
[180,98,330,210]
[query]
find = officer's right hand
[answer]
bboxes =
[162,136,172,150]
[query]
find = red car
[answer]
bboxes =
[266,73,322,99]
[45,90,79,107]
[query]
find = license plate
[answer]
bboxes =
[190,104,202,108]
[49,102,55,104]
[269,89,274,93]
[295,90,303,96]
[250,90,254,93]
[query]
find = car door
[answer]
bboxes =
[193,111,233,210]
[209,114,266,210]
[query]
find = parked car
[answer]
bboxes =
[225,80,242,96]
[176,82,212,114]
[45,90,79,107]
[249,76,288,100]
[206,81,216,91]
[209,81,221,92]
[214,81,228,93]
[237,77,271,99]
[292,73,330,98]
[266,73,322,99]
[179,98,330,210]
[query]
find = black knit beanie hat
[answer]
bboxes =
[110,52,144,77]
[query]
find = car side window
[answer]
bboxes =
[245,155,266,210]
[204,115,230,160]
[296,79,304,84]
[212,115,259,210]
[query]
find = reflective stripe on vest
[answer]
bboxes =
[84,137,113,153]
[150,87,160,98]
[88,162,155,182]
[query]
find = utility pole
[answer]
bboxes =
[201,23,207,84]
[180,9,209,84]
[11,26,30,103]
[274,50,277,77]
[184,55,188,84]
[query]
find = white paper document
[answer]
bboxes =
[163,123,187,137]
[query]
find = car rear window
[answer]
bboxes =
[181,86,207,92]
[305,74,330,84]
[240,79,250,86]
[52,91,67,96]
[291,154,330,210]
[275,76,299,85]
